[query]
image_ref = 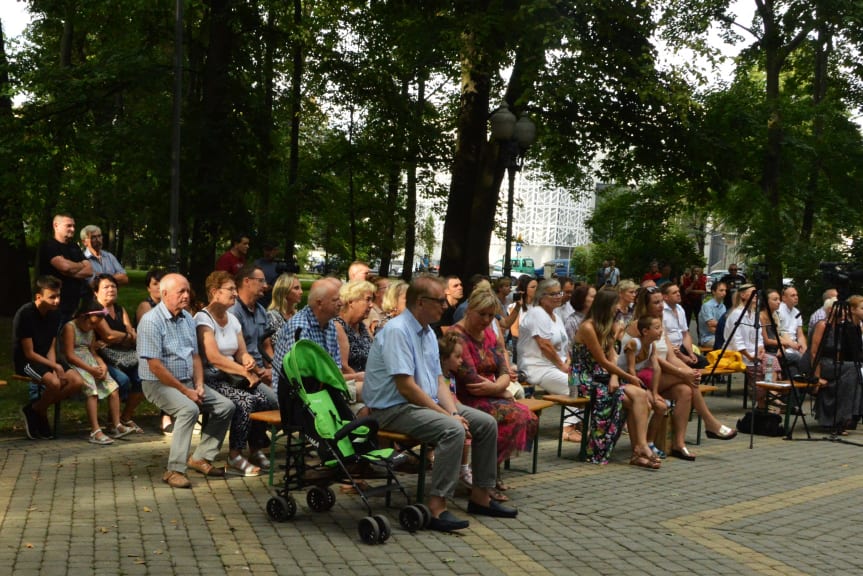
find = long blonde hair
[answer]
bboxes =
[585,289,619,353]
[268,273,299,316]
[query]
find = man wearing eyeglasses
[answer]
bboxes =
[80,224,129,285]
[229,265,276,400]
[364,276,518,533]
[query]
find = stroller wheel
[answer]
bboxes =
[267,495,296,522]
[399,505,423,533]
[372,514,392,543]
[358,516,380,544]
[414,503,432,529]
[323,486,337,510]
[307,486,333,512]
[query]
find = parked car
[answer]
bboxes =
[538,259,574,279]
[490,257,535,278]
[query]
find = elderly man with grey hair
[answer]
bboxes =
[138,273,234,489]
[80,224,129,285]
[271,277,343,393]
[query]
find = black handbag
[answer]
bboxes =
[736,411,785,437]
[221,371,251,389]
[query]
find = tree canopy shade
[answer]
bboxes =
[1,0,861,312]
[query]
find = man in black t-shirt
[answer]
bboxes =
[13,276,85,439]
[37,214,93,321]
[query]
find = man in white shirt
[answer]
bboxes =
[778,286,807,369]
[662,283,704,367]
[553,277,575,323]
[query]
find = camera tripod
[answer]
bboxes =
[704,286,811,448]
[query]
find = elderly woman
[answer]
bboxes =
[92,274,144,433]
[517,279,570,395]
[573,289,656,468]
[451,287,538,494]
[615,279,639,325]
[334,280,376,379]
[564,284,596,343]
[376,280,408,332]
[195,271,277,476]
[810,295,863,433]
[628,286,737,461]
[267,273,304,348]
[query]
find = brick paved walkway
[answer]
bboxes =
[2,390,862,575]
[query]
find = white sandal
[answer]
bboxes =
[228,454,261,477]
[89,429,114,445]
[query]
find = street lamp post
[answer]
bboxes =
[490,103,536,279]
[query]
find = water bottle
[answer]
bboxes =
[765,359,774,383]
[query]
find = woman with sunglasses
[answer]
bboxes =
[628,286,737,461]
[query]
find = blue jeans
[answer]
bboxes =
[108,365,142,401]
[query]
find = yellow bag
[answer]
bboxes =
[705,349,746,372]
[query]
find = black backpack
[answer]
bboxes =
[737,411,785,437]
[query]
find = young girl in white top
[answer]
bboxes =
[62,299,133,445]
[619,315,667,458]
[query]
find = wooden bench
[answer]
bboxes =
[701,365,745,397]
[502,397,554,474]
[542,394,592,461]
[249,410,287,486]
[6,374,62,438]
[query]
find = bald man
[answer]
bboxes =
[138,273,234,489]
[271,277,343,393]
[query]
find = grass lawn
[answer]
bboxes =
[0,270,318,435]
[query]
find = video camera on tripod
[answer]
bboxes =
[819,262,863,299]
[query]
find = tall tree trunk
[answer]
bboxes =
[800,15,830,244]
[282,0,303,272]
[190,0,232,288]
[402,77,424,282]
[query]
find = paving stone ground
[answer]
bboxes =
[2,382,863,575]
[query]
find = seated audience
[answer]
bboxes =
[230,265,277,405]
[808,288,838,335]
[376,280,408,332]
[564,284,596,343]
[364,275,390,334]
[630,286,736,462]
[778,285,807,373]
[517,279,570,396]
[615,280,638,326]
[363,276,517,532]
[92,273,144,433]
[661,283,706,368]
[272,278,343,394]
[81,224,129,285]
[61,300,134,444]
[138,273,235,489]
[698,281,727,348]
[573,289,656,468]
[451,287,538,496]
[618,315,668,458]
[334,280,376,381]
[554,277,576,323]
[15,276,85,440]
[266,272,303,349]
[195,271,278,476]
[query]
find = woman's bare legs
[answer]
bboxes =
[646,397,667,445]
[659,381,692,450]
[621,386,652,459]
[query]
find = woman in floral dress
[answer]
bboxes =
[572,289,657,468]
[452,287,538,492]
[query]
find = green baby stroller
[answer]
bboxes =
[266,338,431,543]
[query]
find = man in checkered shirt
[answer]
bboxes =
[138,273,234,489]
